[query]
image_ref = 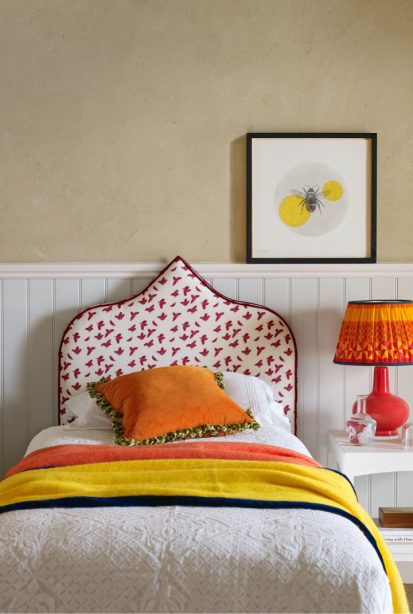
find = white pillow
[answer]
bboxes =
[65,392,112,429]
[64,370,291,432]
[221,371,291,432]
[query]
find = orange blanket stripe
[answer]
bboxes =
[6,442,320,477]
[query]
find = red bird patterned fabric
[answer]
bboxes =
[59,256,296,430]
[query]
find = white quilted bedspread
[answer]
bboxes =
[0,427,392,614]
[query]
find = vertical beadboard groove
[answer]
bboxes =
[394,277,399,507]
[290,278,318,457]
[342,278,347,428]
[79,279,83,311]
[343,276,371,512]
[53,279,81,430]
[0,280,3,476]
[52,279,57,425]
[318,278,345,466]
[3,280,29,468]
[368,276,373,516]
[369,277,398,518]
[25,279,30,447]
[288,278,292,324]
[396,276,413,507]
[315,279,320,460]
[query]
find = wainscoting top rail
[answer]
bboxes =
[0,262,412,279]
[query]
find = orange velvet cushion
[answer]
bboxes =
[88,365,259,445]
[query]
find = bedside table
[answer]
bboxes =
[327,430,413,484]
[328,430,413,582]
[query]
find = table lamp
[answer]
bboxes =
[333,300,413,438]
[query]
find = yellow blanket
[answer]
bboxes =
[0,457,408,613]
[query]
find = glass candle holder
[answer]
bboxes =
[346,395,377,446]
[401,423,413,450]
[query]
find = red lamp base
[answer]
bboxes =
[352,366,410,438]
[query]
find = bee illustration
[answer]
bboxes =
[291,185,330,215]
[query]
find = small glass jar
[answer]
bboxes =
[346,395,377,446]
[401,423,413,450]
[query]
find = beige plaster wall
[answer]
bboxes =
[0,0,412,263]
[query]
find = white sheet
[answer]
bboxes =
[25,422,310,456]
[1,426,392,614]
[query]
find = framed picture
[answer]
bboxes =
[246,133,377,263]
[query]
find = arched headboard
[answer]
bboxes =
[59,256,297,431]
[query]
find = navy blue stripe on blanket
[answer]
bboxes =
[323,467,358,498]
[0,495,384,571]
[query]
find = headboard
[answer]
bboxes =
[59,256,297,431]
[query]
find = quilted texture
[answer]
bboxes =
[1,427,391,614]
[0,507,391,613]
[59,257,296,429]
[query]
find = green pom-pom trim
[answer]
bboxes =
[214,371,225,390]
[86,373,260,447]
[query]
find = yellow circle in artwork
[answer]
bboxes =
[279,195,310,227]
[323,180,344,201]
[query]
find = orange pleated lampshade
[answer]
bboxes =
[333,300,413,366]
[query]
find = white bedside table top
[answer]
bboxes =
[328,430,413,480]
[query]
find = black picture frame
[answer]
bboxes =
[246,132,377,264]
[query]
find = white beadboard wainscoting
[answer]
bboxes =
[1,261,413,517]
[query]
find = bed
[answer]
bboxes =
[0,256,407,613]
